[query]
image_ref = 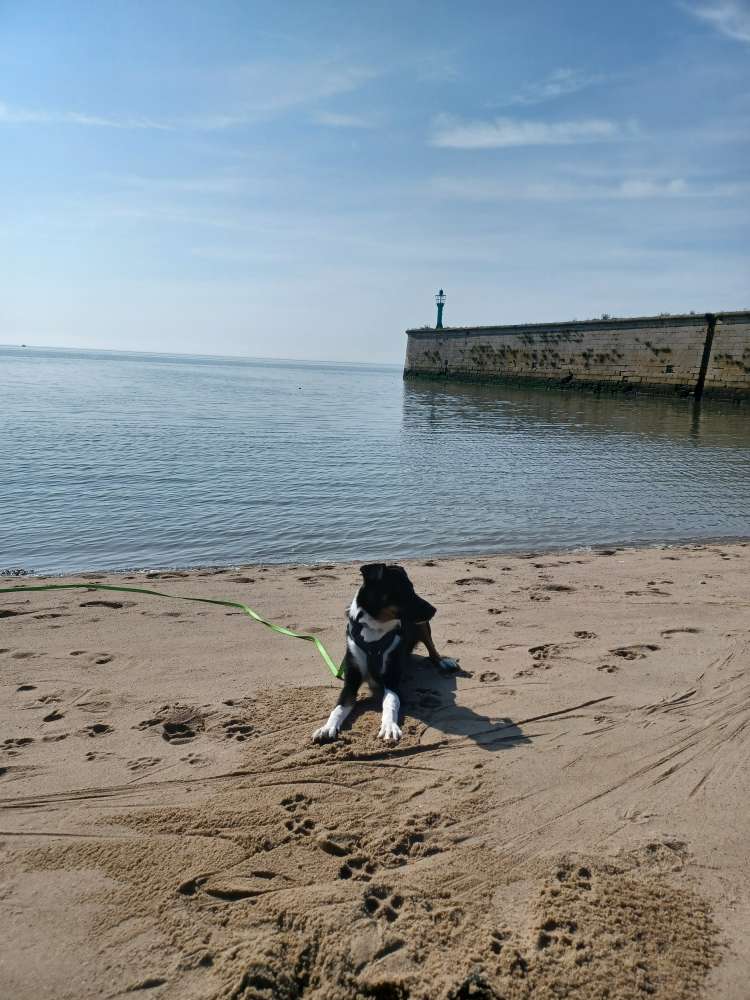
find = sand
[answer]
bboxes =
[1,541,749,999]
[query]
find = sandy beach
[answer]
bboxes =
[1,541,749,999]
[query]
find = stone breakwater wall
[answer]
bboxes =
[404,311,750,400]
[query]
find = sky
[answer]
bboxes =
[1,0,748,364]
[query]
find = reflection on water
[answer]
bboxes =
[403,378,747,446]
[1,346,748,574]
[399,379,750,557]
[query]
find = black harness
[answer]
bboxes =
[347,613,402,676]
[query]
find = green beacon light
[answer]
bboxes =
[435,288,446,329]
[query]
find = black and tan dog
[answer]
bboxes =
[312,563,458,743]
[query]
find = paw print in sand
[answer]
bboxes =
[338,855,376,881]
[363,885,403,922]
[281,794,316,837]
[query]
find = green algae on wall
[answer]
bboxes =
[403,311,750,401]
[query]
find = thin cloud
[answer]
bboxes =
[430,115,624,149]
[500,68,606,107]
[190,60,377,128]
[0,101,173,129]
[685,1,750,42]
[431,175,750,201]
[0,59,378,131]
[311,110,381,129]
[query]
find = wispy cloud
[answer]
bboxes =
[500,68,606,107]
[685,1,750,42]
[188,60,378,128]
[0,101,173,129]
[0,59,378,131]
[430,115,627,149]
[311,110,381,129]
[431,174,750,201]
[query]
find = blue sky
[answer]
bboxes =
[1,0,748,363]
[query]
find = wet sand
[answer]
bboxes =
[1,541,749,999]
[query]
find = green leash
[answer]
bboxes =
[0,582,344,679]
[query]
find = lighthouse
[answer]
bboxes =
[435,288,446,329]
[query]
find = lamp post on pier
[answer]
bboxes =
[435,288,446,329]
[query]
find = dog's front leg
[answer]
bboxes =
[415,621,459,672]
[378,688,402,742]
[313,663,361,742]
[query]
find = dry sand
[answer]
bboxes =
[1,541,749,999]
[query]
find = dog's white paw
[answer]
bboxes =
[438,656,460,672]
[378,720,402,742]
[312,724,339,743]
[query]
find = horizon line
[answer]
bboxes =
[0,342,403,368]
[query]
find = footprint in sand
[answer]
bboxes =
[661,627,702,637]
[489,929,512,955]
[139,706,206,745]
[574,631,597,639]
[363,886,403,922]
[610,644,660,660]
[80,723,114,738]
[16,683,36,691]
[127,756,161,771]
[455,577,495,586]
[69,650,114,665]
[280,792,317,837]
[281,794,317,838]
[229,576,255,584]
[480,671,500,683]
[10,651,39,660]
[1,737,35,755]
[79,600,134,610]
[42,709,65,723]
[222,718,255,742]
[285,816,316,837]
[597,664,619,674]
[338,855,376,881]
[35,693,62,705]
[529,643,562,662]
[162,722,197,745]
[316,833,358,858]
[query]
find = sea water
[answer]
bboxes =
[1,346,749,574]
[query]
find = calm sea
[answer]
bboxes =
[1,346,749,575]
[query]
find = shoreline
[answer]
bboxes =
[2,540,749,998]
[5,531,750,581]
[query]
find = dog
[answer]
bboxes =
[312,563,458,744]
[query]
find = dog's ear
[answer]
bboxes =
[389,566,437,622]
[404,592,437,622]
[360,563,385,583]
